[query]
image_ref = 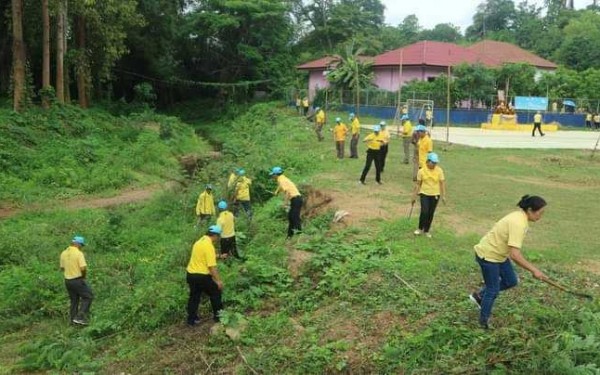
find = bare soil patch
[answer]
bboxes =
[288,249,313,279]
[484,173,592,191]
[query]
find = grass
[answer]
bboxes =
[0,103,599,374]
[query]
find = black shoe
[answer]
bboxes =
[469,292,482,310]
[359,180,366,185]
[479,321,491,330]
[541,134,545,137]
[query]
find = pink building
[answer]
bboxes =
[297,40,557,100]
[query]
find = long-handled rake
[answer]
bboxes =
[542,278,593,300]
[407,201,415,220]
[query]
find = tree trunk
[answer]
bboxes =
[11,0,26,112]
[56,0,65,103]
[64,0,71,103]
[42,0,50,108]
[76,14,88,108]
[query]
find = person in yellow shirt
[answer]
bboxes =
[186,225,224,325]
[401,115,413,164]
[585,112,592,129]
[270,166,302,238]
[594,113,600,130]
[416,125,433,169]
[333,117,348,159]
[411,153,446,238]
[216,200,242,260]
[469,195,548,330]
[349,113,360,158]
[532,111,544,137]
[302,97,309,116]
[295,96,302,115]
[315,107,325,141]
[196,184,216,224]
[359,125,384,185]
[379,121,391,172]
[425,107,434,128]
[227,168,253,219]
[60,236,93,325]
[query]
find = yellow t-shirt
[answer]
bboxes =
[60,246,87,280]
[417,166,445,196]
[333,123,348,141]
[302,99,309,108]
[426,110,433,120]
[276,175,301,200]
[475,211,529,263]
[217,211,235,239]
[533,114,542,123]
[228,174,252,201]
[418,135,433,168]
[594,115,600,123]
[196,191,215,216]
[365,133,384,150]
[402,121,413,138]
[586,114,592,121]
[316,110,325,124]
[380,129,391,144]
[186,235,217,274]
[351,118,360,135]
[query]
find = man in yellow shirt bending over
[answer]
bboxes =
[270,166,302,238]
[216,200,242,260]
[186,225,224,325]
[359,125,385,185]
[60,236,93,325]
[228,168,253,219]
[333,117,348,159]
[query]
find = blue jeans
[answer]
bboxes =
[476,255,519,324]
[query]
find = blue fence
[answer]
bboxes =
[337,105,587,127]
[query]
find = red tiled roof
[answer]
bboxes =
[468,40,557,69]
[374,41,500,68]
[297,55,373,70]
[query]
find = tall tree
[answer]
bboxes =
[420,23,463,43]
[466,0,516,40]
[42,0,51,108]
[56,0,66,103]
[555,11,600,70]
[11,0,26,111]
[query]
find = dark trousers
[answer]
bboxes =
[220,236,240,258]
[532,123,544,136]
[595,122,600,130]
[380,144,389,172]
[335,141,345,159]
[303,107,309,116]
[316,123,324,141]
[288,196,303,238]
[476,256,518,324]
[586,120,592,129]
[350,134,359,158]
[65,278,93,321]
[418,194,439,232]
[360,149,382,183]
[233,200,252,219]
[186,273,223,323]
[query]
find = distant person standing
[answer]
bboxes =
[586,112,593,130]
[349,113,360,159]
[425,107,434,128]
[228,169,253,219]
[295,96,302,115]
[411,120,424,181]
[416,124,433,170]
[532,111,545,137]
[186,225,224,325]
[401,115,413,165]
[60,236,93,325]
[302,97,309,116]
[594,113,600,130]
[333,117,348,159]
[411,153,446,238]
[196,184,216,225]
[270,167,303,239]
[359,125,384,185]
[379,121,391,173]
[315,107,325,141]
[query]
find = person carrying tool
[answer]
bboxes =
[228,168,253,219]
[359,125,384,185]
[379,121,391,173]
[60,236,93,325]
[401,115,413,165]
[532,111,545,137]
[186,225,224,325]
[411,152,446,238]
[196,184,216,224]
[315,107,326,141]
[416,124,433,170]
[302,97,310,116]
[270,167,303,238]
[333,117,348,159]
[349,112,360,159]
[216,200,242,260]
[469,195,548,330]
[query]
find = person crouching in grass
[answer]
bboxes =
[411,152,446,238]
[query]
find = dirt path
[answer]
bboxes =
[0,181,179,219]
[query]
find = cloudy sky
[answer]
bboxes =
[381,0,595,32]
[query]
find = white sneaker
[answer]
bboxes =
[413,229,422,235]
[425,232,432,238]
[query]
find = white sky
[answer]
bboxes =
[382,0,595,32]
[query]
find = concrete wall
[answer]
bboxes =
[373,66,446,91]
[308,70,330,100]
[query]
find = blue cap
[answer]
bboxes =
[373,125,381,132]
[401,114,409,120]
[379,121,386,127]
[236,168,245,176]
[72,236,85,246]
[336,117,341,122]
[208,225,222,235]
[415,125,427,132]
[269,166,283,176]
[427,152,440,163]
[205,184,213,190]
[315,107,320,111]
[218,200,227,210]
[349,112,355,118]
